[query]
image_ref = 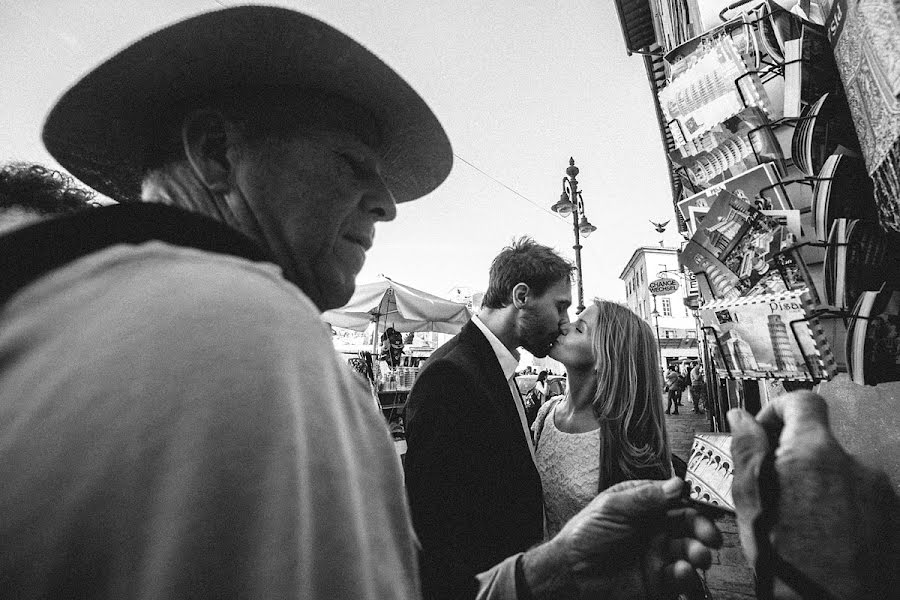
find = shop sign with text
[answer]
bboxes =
[649,278,680,296]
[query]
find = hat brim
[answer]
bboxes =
[42,5,452,204]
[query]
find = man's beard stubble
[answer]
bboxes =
[517,307,556,358]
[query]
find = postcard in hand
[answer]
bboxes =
[685,433,735,513]
[699,290,836,381]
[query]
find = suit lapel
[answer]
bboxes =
[460,322,533,459]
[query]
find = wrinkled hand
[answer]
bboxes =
[536,477,721,598]
[729,391,900,600]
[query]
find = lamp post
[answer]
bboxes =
[651,299,664,372]
[649,269,682,377]
[551,157,596,314]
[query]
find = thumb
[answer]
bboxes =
[728,409,770,471]
[727,408,770,565]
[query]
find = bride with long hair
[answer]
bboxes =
[533,299,672,537]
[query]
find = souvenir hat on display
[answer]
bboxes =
[42,5,452,204]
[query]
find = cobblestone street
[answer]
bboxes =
[665,399,756,599]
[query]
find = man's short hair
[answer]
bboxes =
[482,237,573,309]
[0,163,96,215]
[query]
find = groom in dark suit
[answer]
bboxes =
[405,238,574,600]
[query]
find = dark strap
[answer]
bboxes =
[0,203,273,306]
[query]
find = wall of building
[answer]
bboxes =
[621,246,699,369]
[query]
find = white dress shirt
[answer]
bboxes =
[471,316,536,464]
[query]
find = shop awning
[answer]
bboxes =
[322,277,472,335]
[613,0,657,55]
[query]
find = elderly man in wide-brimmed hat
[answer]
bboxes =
[0,6,720,599]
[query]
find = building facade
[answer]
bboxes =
[619,246,699,370]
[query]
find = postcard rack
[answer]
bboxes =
[668,82,839,185]
[692,260,849,383]
[785,308,872,381]
[700,314,838,383]
[745,110,832,168]
[755,174,834,212]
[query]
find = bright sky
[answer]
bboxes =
[1,0,686,303]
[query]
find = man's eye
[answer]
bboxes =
[335,152,368,178]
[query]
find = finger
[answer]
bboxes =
[756,390,829,434]
[668,538,713,570]
[603,479,656,494]
[728,408,770,477]
[756,392,839,465]
[662,559,699,590]
[600,477,683,518]
[664,508,722,548]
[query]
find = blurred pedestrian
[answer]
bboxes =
[689,360,706,414]
[665,366,680,415]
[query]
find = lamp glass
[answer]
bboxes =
[552,195,575,216]
[578,217,597,237]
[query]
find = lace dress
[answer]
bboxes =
[533,400,601,539]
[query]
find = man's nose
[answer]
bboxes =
[558,323,570,335]
[362,171,397,222]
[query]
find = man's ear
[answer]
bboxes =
[512,283,530,309]
[181,109,237,193]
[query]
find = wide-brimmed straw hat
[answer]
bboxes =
[42,5,452,204]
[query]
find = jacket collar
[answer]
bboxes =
[470,315,519,380]
[0,203,274,306]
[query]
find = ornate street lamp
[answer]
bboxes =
[551,157,596,313]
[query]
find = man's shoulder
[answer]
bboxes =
[420,330,486,373]
[13,241,324,338]
[97,241,309,307]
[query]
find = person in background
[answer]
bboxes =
[405,237,573,598]
[0,162,95,233]
[522,369,548,429]
[665,366,681,415]
[689,360,706,414]
[679,359,690,407]
[534,300,672,539]
[534,369,549,405]
[406,238,718,599]
[0,7,721,600]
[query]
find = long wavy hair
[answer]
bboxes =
[587,300,671,489]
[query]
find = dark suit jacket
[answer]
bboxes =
[404,321,543,600]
